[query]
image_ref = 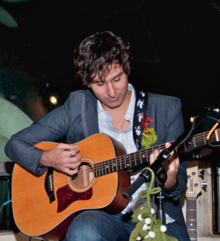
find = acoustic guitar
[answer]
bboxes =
[11,129,219,240]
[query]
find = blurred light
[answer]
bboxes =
[0,6,19,28]
[49,96,58,105]
[190,117,195,123]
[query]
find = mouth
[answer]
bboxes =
[107,96,119,102]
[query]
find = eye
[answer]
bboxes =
[114,78,120,82]
[97,82,104,86]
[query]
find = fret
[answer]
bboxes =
[134,151,138,166]
[110,159,114,173]
[193,136,196,148]
[215,129,219,142]
[107,160,110,174]
[138,151,142,166]
[113,158,119,172]
[132,152,136,167]
[119,155,122,170]
[103,161,106,175]
[123,155,129,169]
[142,152,146,165]
[185,136,196,151]
[186,199,197,241]
[142,150,148,164]
[203,132,206,146]
[128,153,132,168]
[94,164,99,177]
[135,151,141,167]
[120,156,124,170]
[101,164,104,176]
[109,159,112,173]
[116,157,121,171]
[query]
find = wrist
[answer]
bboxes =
[39,151,47,167]
[165,179,179,191]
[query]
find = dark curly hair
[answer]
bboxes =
[73,31,131,85]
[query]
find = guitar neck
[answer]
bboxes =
[94,128,220,177]
[186,199,197,241]
[181,128,220,153]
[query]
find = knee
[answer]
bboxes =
[65,210,106,241]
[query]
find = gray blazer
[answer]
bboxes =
[5,88,187,229]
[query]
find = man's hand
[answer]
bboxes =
[40,143,81,176]
[149,143,179,190]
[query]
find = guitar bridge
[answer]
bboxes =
[45,167,55,203]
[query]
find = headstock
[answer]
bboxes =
[186,161,202,199]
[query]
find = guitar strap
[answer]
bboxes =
[133,90,148,150]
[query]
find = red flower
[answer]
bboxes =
[140,114,153,133]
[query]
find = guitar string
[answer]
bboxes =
[51,129,218,181]
[48,132,218,185]
[23,130,218,188]
[47,146,159,184]
[46,129,220,185]
[48,141,214,186]
[94,129,219,172]
[49,129,219,183]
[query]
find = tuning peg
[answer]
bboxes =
[199,170,205,179]
[201,181,208,189]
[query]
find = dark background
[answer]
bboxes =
[1,0,220,132]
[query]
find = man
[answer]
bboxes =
[5,31,190,241]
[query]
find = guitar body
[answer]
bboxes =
[12,134,130,240]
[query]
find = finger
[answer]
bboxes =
[58,143,80,152]
[149,148,159,165]
[165,142,175,163]
[67,154,81,166]
[162,160,169,171]
[70,145,80,152]
[66,160,81,170]
[64,167,79,176]
[66,145,80,158]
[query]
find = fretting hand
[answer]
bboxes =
[149,143,179,190]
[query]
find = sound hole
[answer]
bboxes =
[68,161,95,192]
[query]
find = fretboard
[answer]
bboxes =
[186,199,197,241]
[94,128,220,178]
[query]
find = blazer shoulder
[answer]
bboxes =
[147,92,182,107]
[68,89,96,100]
[65,89,96,107]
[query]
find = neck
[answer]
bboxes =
[103,90,132,116]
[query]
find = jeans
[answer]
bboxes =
[63,210,190,241]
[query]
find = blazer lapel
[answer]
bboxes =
[83,91,99,138]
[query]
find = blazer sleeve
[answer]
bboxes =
[164,97,187,200]
[4,95,73,175]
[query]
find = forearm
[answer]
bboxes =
[5,135,46,175]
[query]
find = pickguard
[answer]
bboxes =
[57,185,93,212]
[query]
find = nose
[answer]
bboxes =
[106,83,116,98]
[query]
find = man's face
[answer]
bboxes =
[88,64,129,110]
